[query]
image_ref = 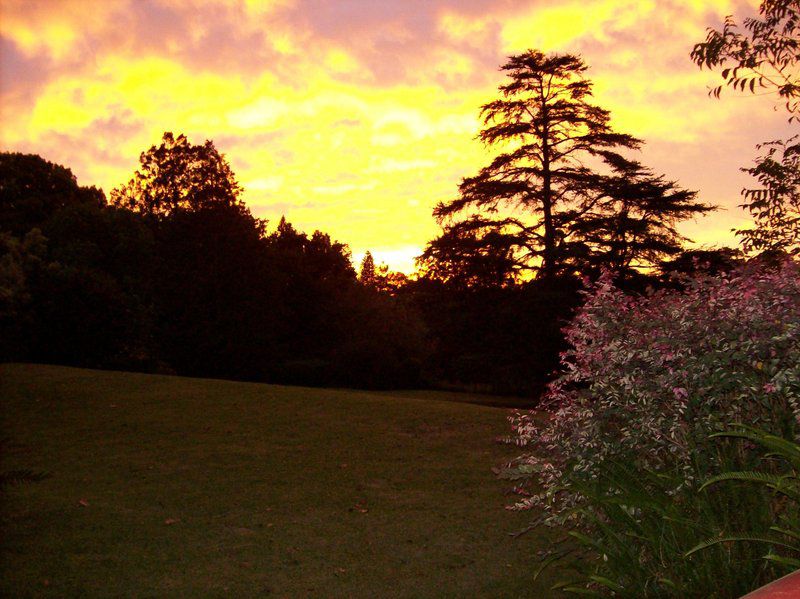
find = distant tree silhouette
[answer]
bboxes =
[331,287,428,389]
[691,0,799,114]
[660,247,744,279]
[375,267,408,295]
[263,217,357,363]
[0,152,158,367]
[39,201,157,367]
[359,251,377,287]
[431,50,708,280]
[402,272,582,396]
[0,229,46,360]
[358,250,406,294]
[110,132,245,217]
[267,217,355,285]
[417,221,519,289]
[0,146,433,389]
[0,152,104,235]
[154,202,274,379]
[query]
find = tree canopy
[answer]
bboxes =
[736,136,800,254]
[692,1,800,256]
[0,153,105,236]
[417,221,519,288]
[691,0,800,115]
[427,50,711,282]
[110,132,245,217]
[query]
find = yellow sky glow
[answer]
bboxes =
[0,0,791,273]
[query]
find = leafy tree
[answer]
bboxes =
[377,269,409,295]
[42,202,158,367]
[659,246,743,279]
[110,132,245,217]
[154,202,275,379]
[0,229,47,360]
[692,1,800,255]
[569,157,713,278]
[263,217,356,365]
[500,260,800,594]
[266,217,355,286]
[431,50,707,280]
[416,219,519,288]
[736,136,800,254]
[0,153,158,368]
[0,152,104,235]
[331,286,429,389]
[690,0,800,114]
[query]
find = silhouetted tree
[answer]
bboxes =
[331,285,429,389]
[736,137,800,254]
[359,251,377,287]
[1,146,432,388]
[573,157,713,278]
[0,152,104,235]
[660,247,744,279]
[358,250,407,294]
[0,153,158,367]
[39,201,157,367]
[691,0,799,114]
[154,202,274,379]
[417,219,519,288]
[0,229,46,360]
[110,132,246,217]
[432,50,706,280]
[693,1,800,256]
[263,217,357,364]
[402,272,581,396]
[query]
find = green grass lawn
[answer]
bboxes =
[0,363,558,597]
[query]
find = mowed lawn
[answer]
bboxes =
[0,364,558,597]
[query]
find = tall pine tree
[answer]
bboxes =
[429,50,712,281]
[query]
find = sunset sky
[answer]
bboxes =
[0,0,793,272]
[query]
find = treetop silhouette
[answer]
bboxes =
[428,50,711,282]
[110,132,244,217]
[692,1,800,255]
[691,0,800,116]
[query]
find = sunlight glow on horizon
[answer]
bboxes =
[0,0,790,273]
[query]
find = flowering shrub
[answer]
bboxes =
[502,259,800,523]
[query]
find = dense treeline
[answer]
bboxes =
[0,46,731,396]
[0,136,736,396]
[0,149,427,389]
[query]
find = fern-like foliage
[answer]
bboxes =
[687,425,800,575]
